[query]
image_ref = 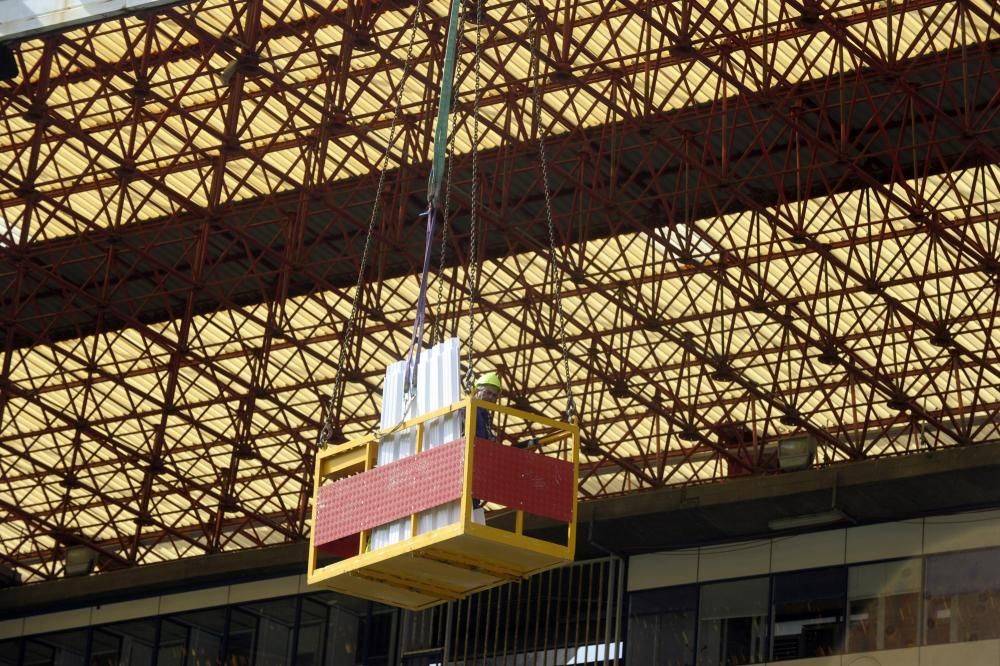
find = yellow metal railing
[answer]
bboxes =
[307,396,579,610]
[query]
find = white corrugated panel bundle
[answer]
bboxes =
[415,337,463,534]
[370,337,463,550]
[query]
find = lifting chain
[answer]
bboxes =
[528,2,578,423]
[315,0,427,449]
[462,0,485,393]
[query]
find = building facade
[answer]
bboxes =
[627,509,1000,666]
[3,508,1000,665]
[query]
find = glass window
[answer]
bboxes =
[296,598,328,666]
[157,618,188,666]
[356,606,396,666]
[847,559,921,652]
[227,608,257,665]
[24,630,88,666]
[158,609,225,666]
[228,598,297,666]
[0,640,22,666]
[89,620,157,666]
[90,629,121,666]
[925,547,1000,645]
[22,640,57,666]
[698,577,769,665]
[627,585,697,666]
[327,605,362,665]
[771,568,846,661]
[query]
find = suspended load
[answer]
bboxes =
[307,0,581,610]
[308,339,579,610]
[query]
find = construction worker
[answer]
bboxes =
[469,371,540,449]
[471,371,502,440]
[464,371,502,524]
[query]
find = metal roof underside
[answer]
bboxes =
[0,0,998,580]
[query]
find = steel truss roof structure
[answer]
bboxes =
[0,0,998,579]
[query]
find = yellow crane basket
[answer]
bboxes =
[307,397,579,610]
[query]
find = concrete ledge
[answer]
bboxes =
[0,542,308,621]
[565,440,1000,556]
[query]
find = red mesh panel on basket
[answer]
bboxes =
[313,439,465,550]
[472,438,574,522]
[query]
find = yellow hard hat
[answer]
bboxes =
[476,371,502,390]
